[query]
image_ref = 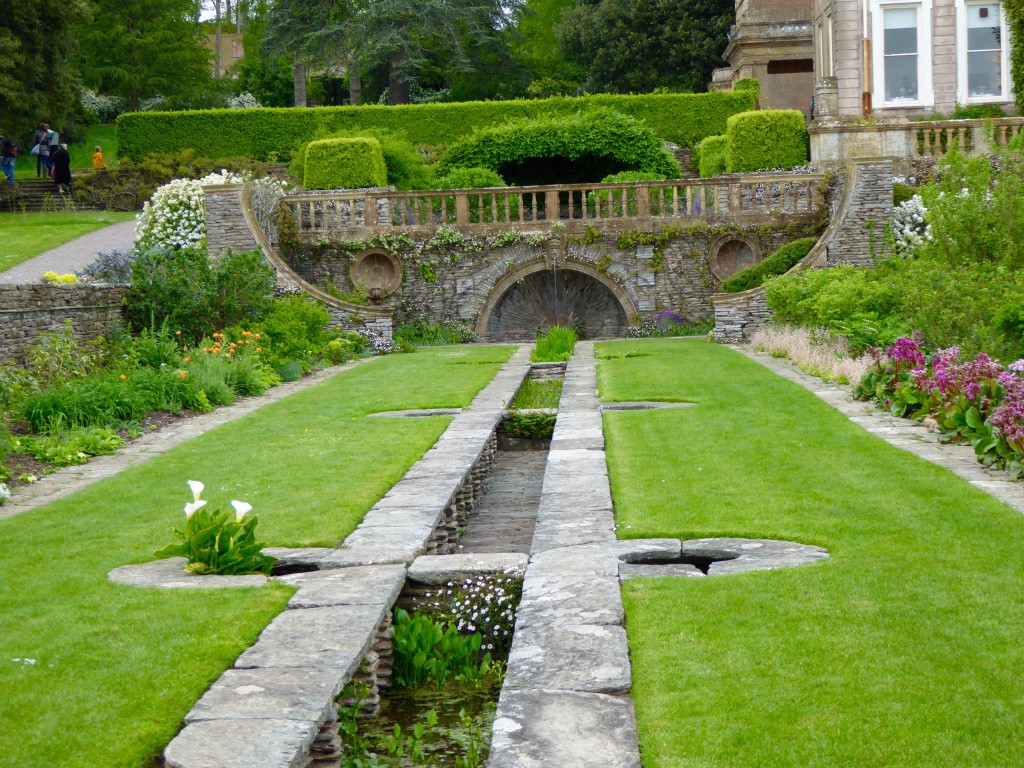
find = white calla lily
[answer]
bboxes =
[231,500,253,523]
[186,480,204,503]
[184,500,207,519]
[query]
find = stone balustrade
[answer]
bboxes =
[284,173,824,238]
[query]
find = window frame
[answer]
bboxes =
[955,0,1012,104]
[871,0,935,109]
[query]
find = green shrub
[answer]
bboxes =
[394,318,476,346]
[323,338,356,365]
[126,247,275,342]
[600,171,667,183]
[303,138,388,190]
[254,296,332,366]
[726,110,808,172]
[117,92,757,162]
[951,103,1006,119]
[893,182,917,206]
[290,128,431,191]
[15,427,124,467]
[733,77,761,98]
[433,167,507,189]
[436,109,681,185]
[698,134,728,177]
[532,326,577,363]
[721,237,818,293]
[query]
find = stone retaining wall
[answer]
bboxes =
[0,284,127,363]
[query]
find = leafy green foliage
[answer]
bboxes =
[291,128,431,191]
[732,77,761,97]
[251,296,332,368]
[395,318,477,346]
[116,91,756,162]
[78,0,214,112]
[434,168,507,190]
[531,326,577,363]
[510,379,562,409]
[126,248,276,342]
[500,411,556,439]
[392,609,493,689]
[559,0,734,94]
[601,171,667,183]
[154,494,275,576]
[893,182,917,206]
[437,109,681,185]
[14,427,124,467]
[726,110,808,172]
[721,237,818,293]
[698,134,728,178]
[304,138,388,190]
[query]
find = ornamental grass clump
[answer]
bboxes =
[531,326,576,363]
[750,325,873,385]
[154,480,275,575]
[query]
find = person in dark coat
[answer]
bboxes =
[51,143,72,193]
[32,124,48,177]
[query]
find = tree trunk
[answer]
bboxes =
[214,0,222,77]
[388,53,410,105]
[293,63,308,107]
[348,57,362,106]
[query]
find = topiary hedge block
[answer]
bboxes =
[698,134,728,178]
[726,110,808,173]
[303,138,388,190]
[721,237,818,293]
[116,91,756,163]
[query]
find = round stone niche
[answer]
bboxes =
[350,249,403,300]
[709,236,762,282]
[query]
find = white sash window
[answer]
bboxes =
[956,1,1012,102]
[872,1,934,108]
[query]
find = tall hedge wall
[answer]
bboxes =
[304,138,388,190]
[117,91,757,162]
[726,110,808,173]
[698,135,728,178]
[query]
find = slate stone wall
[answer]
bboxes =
[0,284,128,363]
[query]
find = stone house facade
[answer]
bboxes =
[721,0,1017,118]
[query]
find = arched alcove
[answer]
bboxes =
[476,262,636,341]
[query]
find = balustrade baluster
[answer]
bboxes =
[923,129,932,156]
[544,189,559,221]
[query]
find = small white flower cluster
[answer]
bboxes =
[0,483,10,505]
[424,573,521,653]
[892,194,933,255]
[227,92,261,109]
[135,170,242,251]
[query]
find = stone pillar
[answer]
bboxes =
[813,77,839,119]
[203,184,260,263]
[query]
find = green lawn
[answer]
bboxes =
[0,211,136,273]
[0,345,513,768]
[599,338,1024,768]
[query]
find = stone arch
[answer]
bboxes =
[475,260,638,341]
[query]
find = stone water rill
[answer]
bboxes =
[110,344,827,768]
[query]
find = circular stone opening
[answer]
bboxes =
[619,538,829,580]
[709,237,761,282]
[350,249,402,299]
[485,269,628,341]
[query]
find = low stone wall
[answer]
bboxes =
[0,284,127,363]
[710,289,770,344]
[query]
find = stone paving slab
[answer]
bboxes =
[505,622,632,695]
[280,565,406,609]
[515,573,624,628]
[407,553,529,584]
[233,604,385,675]
[489,690,641,768]
[619,562,704,580]
[0,360,377,522]
[185,667,341,724]
[164,718,317,768]
[682,537,830,575]
[108,557,272,589]
[737,347,1024,515]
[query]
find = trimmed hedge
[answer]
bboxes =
[435,109,682,182]
[434,167,507,189]
[600,170,666,183]
[720,237,818,293]
[726,110,808,173]
[733,77,761,99]
[116,91,756,162]
[304,138,388,189]
[698,134,728,178]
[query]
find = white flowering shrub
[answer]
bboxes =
[135,171,242,251]
[0,483,10,505]
[357,328,395,355]
[227,92,261,109]
[423,573,522,654]
[892,194,933,255]
[139,96,168,112]
[79,88,127,122]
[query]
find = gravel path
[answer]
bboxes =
[0,219,137,284]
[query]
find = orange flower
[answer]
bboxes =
[119,374,127,380]
[179,370,187,379]
[230,342,237,349]
[256,347,262,353]
[254,333,261,339]
[183,357,192,362]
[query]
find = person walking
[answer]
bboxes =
[92,145,106,170]
[51,143,72,194]
[0,134,19,183]
[47,127,60,172]
[32,123,49,176]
